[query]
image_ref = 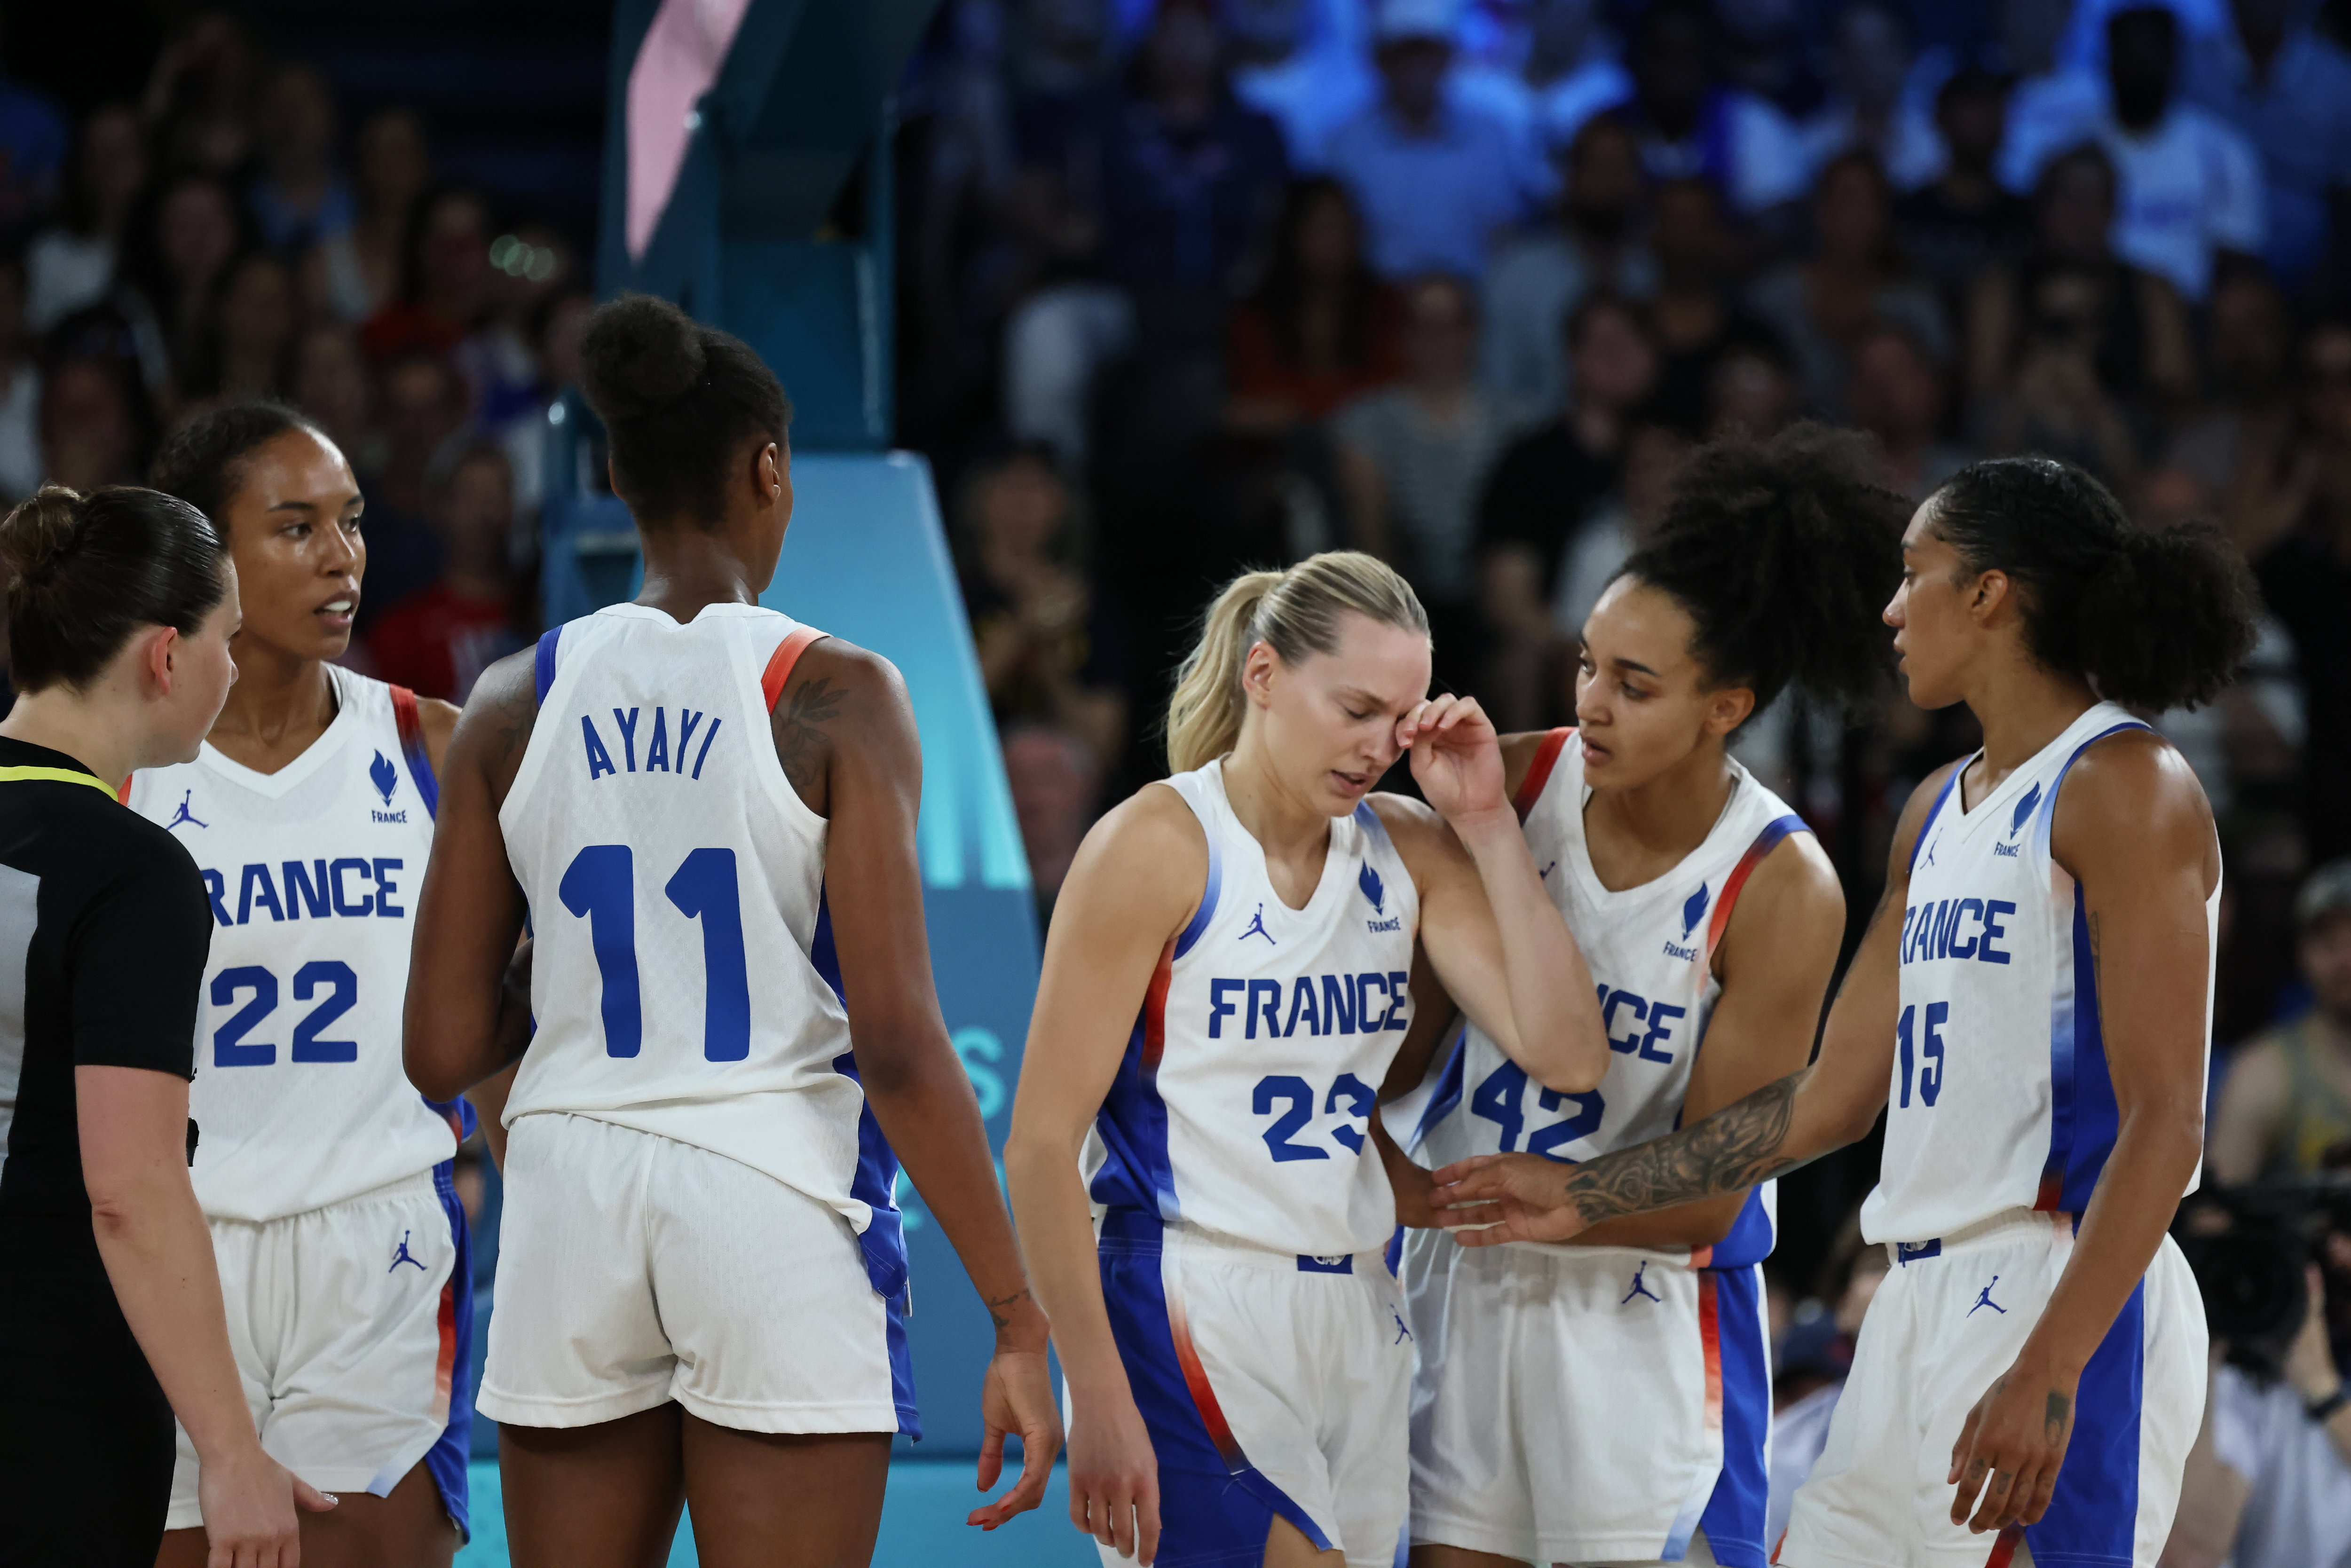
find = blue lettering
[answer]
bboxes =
[1208,978,1242,1039]
[329,858,374,917]
[373,858,405,917]
[1947,898,1982,960]
[1384,970,1410,1031]
[1602,989,1648,1052]
[1899,905,1916,961]
[1357,972,1389,1029]
[1981,900,2015,964]
[646,707,671,772]
[1283,976,1321,1038]
[582,716,616,780]
[1639,1002,1686,1064]
[236,863,284,925]
[201,868,230,927]
[1932,899,1958,960]
[613,708,640,771]
[282,859,328,919]
[692,717,723,779]
[1320,973,1357,1036]
[679,709,704,762]
[1247,979,1283,1040]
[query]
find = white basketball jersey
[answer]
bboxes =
[124,668,459,1222]
[1084,760,1420,1257]
[500,604,907,1294]
[1862,701,2220,1244]
[1414,730,1806,1266]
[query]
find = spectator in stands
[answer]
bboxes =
[1325,0,1540,280]
[1702,321,1801,441]
[183,252,295,406]
[291,323,379,479]
[1230,0,1379,173]
[1334,272,1526,689]
[1849,320,1970,500]
[1966,142,2195,483]
[1796,1,1942,192]
[142,10,260,176]
[39,352,149,492]
[2183,0,2351,292]
[2253,319,2351,865]
[305,108,432,325]
[2169,260,2299,540]
[1225,176,1404,431]
[117,172,251,406]
[1481,111,1656,419]
[498,287,593,523]
[247,63,353,258]
[1001,0,1289,467]
[1613,0,1807,219]
[0,15,68,239]
[1892,66,2035,307]
[1546,416,1687,645]
[0,253,38,501]
[1002,721,1105,921]
[359,350,465,625]
[2004,7,2266,303]
[1644,175,1758,433]
[361,186,494,365]
[364,442,524,701]
[25,104,144,335]
[1446,0,1633,172]
[1477,289,1657,727]
[957,443,1127,766]
[1744,150,1948,421]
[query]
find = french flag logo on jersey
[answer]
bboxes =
[1680,882,1710,941]
[369,751,400,805]
[2009,783,2042,838]
[1361,861,1400,932]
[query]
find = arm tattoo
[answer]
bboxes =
[986,1288,1034,1332]
[2044,1390,2070,1443]
[1559,1072,1811,1224]
[489,675,535,766]
[773,676,847,792]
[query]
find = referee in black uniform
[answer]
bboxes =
[0,485,329,1566]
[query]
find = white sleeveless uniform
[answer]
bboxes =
[125,668,473,1533]
[1085,760,1419,1567]
[480,604,914,1436]
[1782,702,2213,1568]
[1402,730,1800,1568]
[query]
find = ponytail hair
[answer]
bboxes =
[1618,424,1908,714]
[1165,551,1429,772]
[577,292,792,527]
[0,483,229,693]
[1926,457,2258,710]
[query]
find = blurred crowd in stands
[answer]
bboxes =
[891,0,2351,1556]
[0,9,580,711]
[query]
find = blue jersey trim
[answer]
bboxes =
[420,1159,474,1539]
[532,625,561,704]
[1409,1031,1468,1156]
[1909,768,1962,875]
[1173,834,1223,961]
[2024,1275,2145,1564]
[1693,1263,1771,1567]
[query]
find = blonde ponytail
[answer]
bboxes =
[1163,551,1429,773]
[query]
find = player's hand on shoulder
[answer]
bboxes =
[1427,1152,1590,1245]
[195,1439,336,1568]
[1066,1391,1162,1565]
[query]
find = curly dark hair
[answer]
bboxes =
[578,293,792,527]
[1925,456,2258,710]
[1617,423,1909,715]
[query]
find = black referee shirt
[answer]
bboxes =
[0,735,211,1258]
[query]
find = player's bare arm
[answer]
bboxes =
[1945,729,2216,1535]
[786,636,1062,1527]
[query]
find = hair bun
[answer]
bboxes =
[0,485,87,585]
[579,293,708,424]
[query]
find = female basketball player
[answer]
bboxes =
[1005,552,1614,1568]
[0,483,330,1565]
[1393,428,1901,1568]
[132,402,477,1566]
[402,293,1060,1568]
[131,402,478,1567]
[1433,455,2258,1564]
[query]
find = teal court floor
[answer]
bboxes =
[453,1459,1099,1567]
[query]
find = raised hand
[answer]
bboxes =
[1428,1152,1594,1245]
[1400,694,1506,827]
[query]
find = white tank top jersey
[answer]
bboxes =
[500,603,906,1298]
[1084,759,1422,1258]
[1862,701,2221,1246]
[123,668,465,1223]
[1412,730,1807,1267]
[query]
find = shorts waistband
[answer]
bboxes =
[207,1166,445,1227]
[1096,1208,1385,1275]
[1885,1206,2073,1268]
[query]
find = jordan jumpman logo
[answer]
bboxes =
[388,1230,426,1273]
[165,790,207,831]
[1968,1275,2007,1316]
[1622,1261,1662,1304]
[1239,903,1276,945]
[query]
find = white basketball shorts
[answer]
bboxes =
[1779,1208,2207,1568]
[477,1112,912,1435]
[168,1166,473,1534]
[1402,1228,1769,1566]
[1095,1208,1413,1568]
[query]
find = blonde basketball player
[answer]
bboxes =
[1006,552,1613,1568]
[1435,455,2260,1566]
